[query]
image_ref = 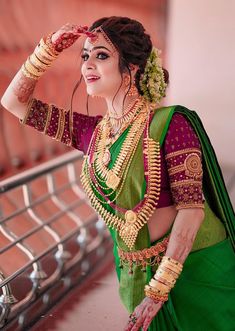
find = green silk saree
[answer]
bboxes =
[86,105,235,330]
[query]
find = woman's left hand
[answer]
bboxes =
[124,297,163,331]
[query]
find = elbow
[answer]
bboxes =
[196,207,205,224]
[177,207,205,224]
[1,94,10,111]
[1,95,7,109]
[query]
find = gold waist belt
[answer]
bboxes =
[118,236,169,274]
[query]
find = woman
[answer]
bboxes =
[1,16,235,331]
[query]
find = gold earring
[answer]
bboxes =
[124,76,138,97]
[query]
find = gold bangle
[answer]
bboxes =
[145,288,168,302]
[40,37,59,58]
[33,52,50,66]
[154,269,178,284]
[28,56,46,73]
[161,258,183,274]
[35,45,55,63]
[25,57,44,77]
[161,256,183,268]
[145,284,170,296]
[21,64,40,80]
[150,276,175,289]
[30,53,51,70]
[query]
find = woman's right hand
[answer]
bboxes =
[51,23,94,52]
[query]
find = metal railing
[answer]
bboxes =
[0,150,111,330]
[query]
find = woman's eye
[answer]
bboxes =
[97,52,109,60]
[81,53,89,61]
[81,52,109,61]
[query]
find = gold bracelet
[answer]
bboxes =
[154,269,178,284]
[145,288,168,302]
[27,56,45,74]
[21,32,61,81]
[161,257,183,274]
[145,256,183,301]
[21,64,40,80]
[40,36,59,58]
[146,282,171,295]
[150,276,175,289]
[30,53,51,70]
[161,256,183,269]
[34,45,55,63]
[24,58,44,77]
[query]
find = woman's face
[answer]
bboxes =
[81,34,124,98]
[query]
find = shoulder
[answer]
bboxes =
[152,104,200,129]
[163,106,201,152]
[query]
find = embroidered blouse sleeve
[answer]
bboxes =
[163,113,204,210]
[20,98,102,153]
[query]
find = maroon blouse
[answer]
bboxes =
[22,99,204,210]
[21,98,102,153]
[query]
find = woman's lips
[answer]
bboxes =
[86,75,100,83]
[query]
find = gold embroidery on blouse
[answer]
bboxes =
[171,179,202,188]
[184,153,202,178]
[168,164,185,176]
[168,152,202,178]
[19,98,37,124]
[44,103,52,134]
[165,148,201,160]
[56,108,66,141]
[175,203,204,210]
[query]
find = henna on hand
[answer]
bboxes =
[12,71,36,103]
[124,297,163,331]
[51,24,96,52]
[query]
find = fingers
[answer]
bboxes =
[124,302,147,331]
[142,316,153,331]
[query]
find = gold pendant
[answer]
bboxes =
[119,222,138,249]
[125,210,137,223]
[103,149,111,166]
[106,171,120,189]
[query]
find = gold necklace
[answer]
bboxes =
[93,103,148,190]
[107,97,144,139]
[99,97,145,169]
[80,104,162,249]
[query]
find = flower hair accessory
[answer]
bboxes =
[140,47,167,104]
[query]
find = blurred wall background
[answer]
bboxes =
[166,0,235,168]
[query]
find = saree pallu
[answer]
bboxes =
[92,105,235,330]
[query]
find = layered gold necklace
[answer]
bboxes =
[80,100,162,249]
[93,98,146,191]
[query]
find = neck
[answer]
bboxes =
[105,93,140,119]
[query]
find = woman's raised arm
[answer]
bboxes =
[0,23,92,120]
